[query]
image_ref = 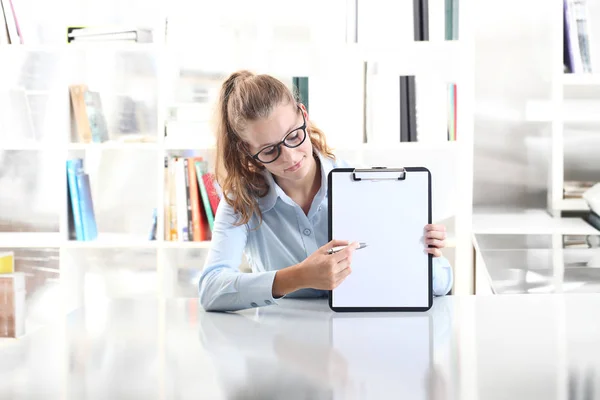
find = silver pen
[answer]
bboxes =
[327,242,368,255]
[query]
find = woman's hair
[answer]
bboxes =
[214,70,335,227]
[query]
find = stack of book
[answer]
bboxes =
[67,27,153,43]
[564,180,596,199]
[164,156,220,242]
[0,252,25,338]
[67,158,98,241]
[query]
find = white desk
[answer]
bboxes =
[1,295,600,399]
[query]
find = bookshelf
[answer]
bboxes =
[0,0,476,311]
[523,0,600,217]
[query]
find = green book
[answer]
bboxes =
[194,160,215,231]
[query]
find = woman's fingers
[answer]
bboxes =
[426,238,446,248]
[427,248,442,257]
[426,230,446,240]
[425,224,446,232]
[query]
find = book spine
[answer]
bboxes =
[164,157,170,240]
[76,172,98,241]
[66,159,85,241]
[202,173,221,215]
[183,159,193,241]
[195,161,215,232]
[586,211,600,231]
[175,158,189,241]
[187,157,202,241]
[168,158,178,241]
[0,252,14,274]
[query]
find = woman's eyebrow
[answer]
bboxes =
[258,120,298,148]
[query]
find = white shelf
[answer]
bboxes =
[0,43,163,53]
[162,241,212,249]
[557,198,590,212]
[67,141,158,150]
[0,142,59,151]
[163,141,215,151]
[64,233,157,248]
[334,141,459,152]
[0,232,62,248]
[169,40,465,75]
[473,210,599,235]
[563,74,600,86]
[526,99,600,122]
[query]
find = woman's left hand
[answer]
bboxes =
[425,224,447,257]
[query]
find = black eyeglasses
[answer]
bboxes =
[251,108,307,164]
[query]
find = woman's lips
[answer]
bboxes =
[286,158,303,172]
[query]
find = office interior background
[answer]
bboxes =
[1,0,600,309]
[0,0,599,382]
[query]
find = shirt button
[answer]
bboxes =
[303,228,311,236]
[318,206,322,211]
[265,300,272,305]
[250,302,258,307]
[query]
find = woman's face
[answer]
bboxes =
[242,102,314,183]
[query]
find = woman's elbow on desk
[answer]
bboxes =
[198,267,243,312]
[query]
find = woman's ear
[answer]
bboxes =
[298,103,309,121]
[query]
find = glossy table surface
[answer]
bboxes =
[475,233,600,294]
[1,294,600,400]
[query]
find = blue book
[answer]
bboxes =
[76,173,98,241]
[66,159,85,241]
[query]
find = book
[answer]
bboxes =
[83,91,109,143]
[187,157,206,241]
[67,158,98,241]
[0,272,25,338]
[69,85,93,143]
[66,158,85,240]
[0,252,14,274]
[195,160,215,232]
[75,172,98,240]
[201,173,221,215]
[67,26,153,43]
[586,211,600,231]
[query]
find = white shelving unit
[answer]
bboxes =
[0,0,476,304]
[523,1,600,217]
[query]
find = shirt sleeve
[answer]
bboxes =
[432,256,454,296]
[198,201,280,312]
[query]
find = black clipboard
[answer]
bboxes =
[328,167,433,312]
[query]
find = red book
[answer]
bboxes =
[202,173,220,215]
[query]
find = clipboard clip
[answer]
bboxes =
[352,167,406,181]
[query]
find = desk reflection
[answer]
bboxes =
[196,299,453,400]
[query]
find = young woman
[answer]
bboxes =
[199,70,453,312]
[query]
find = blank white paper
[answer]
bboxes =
[330,169,431,309]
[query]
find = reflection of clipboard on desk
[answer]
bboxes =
[328,167,432,312]
[330,313,434,399]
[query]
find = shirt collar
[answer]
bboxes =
[257,151,335,213]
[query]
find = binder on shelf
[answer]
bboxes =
[328,167,432,312]
[413,0,429,41]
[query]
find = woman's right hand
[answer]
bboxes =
[297,240,359,291]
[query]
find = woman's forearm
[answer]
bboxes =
[272,264,306,298]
